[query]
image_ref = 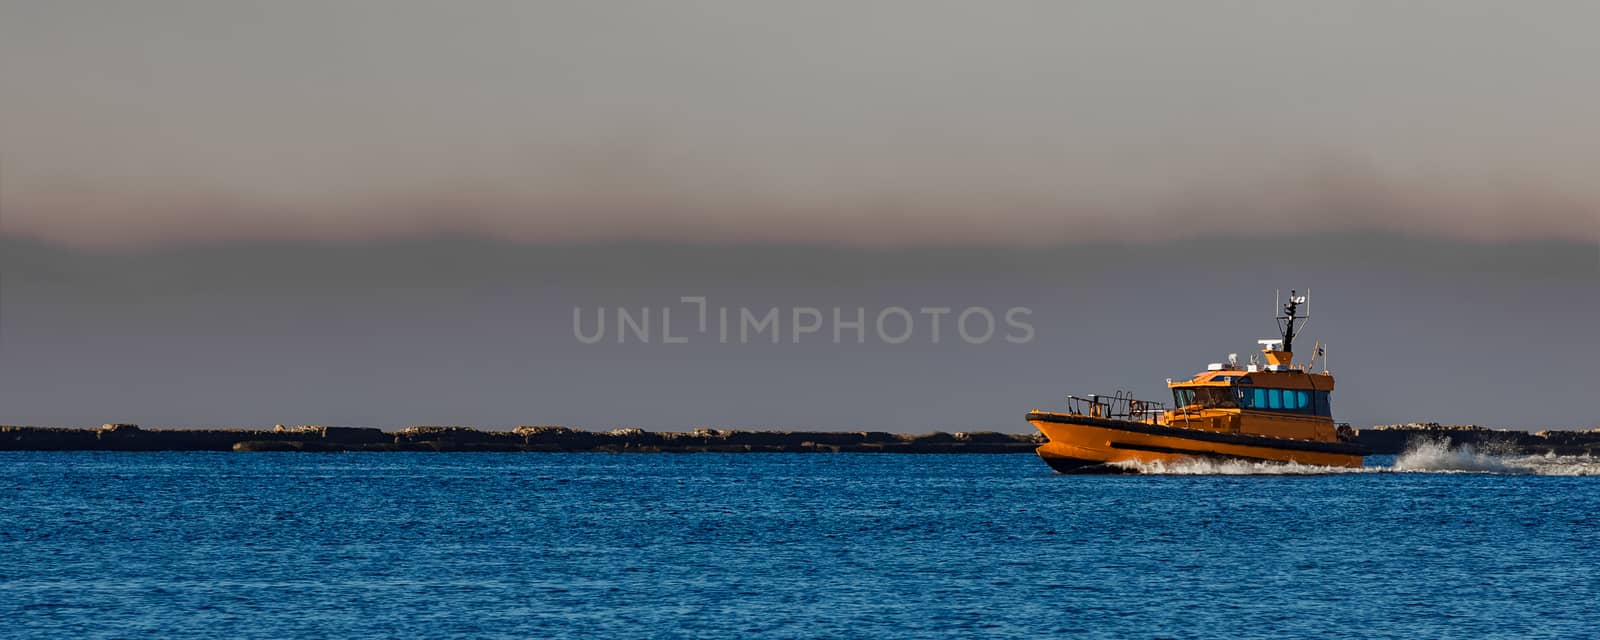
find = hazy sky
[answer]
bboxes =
[3,1,1597,247]
[1,2,1596,431]
[3,235,1596,431]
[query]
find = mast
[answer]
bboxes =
[1275,290,1308,356]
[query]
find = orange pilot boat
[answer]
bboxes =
[1028,291,1367,473]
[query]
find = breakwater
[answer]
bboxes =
[1355,423,1600,456]
[2,422,1596,455]
[0,424,1043,453]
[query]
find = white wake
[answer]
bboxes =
[1108,437,1599,476]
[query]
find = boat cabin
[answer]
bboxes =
[1157,293,1339,440]
[1160,363,1337,439]
[1169,372,1334,417]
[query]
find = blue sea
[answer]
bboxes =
[3,446,1597,639]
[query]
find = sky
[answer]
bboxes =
[1,1,1597,430]
[3,1,1597,247]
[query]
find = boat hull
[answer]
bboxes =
[1028,412,1366,473]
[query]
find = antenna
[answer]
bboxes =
[1275,289,1310,355]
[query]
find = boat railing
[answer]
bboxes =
[1066,391,1168,422]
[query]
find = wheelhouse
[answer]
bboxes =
[1170,382,1333,417]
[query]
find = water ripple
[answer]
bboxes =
[1,451,1596,638]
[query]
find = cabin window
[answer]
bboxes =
[1172,387,1237,409]
[1192,386,1333,416]
[1235,387,1332,415]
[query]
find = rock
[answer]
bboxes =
[312,426,389,444]
[0,426,99,450]
[513,425,572,437]
[954,431,1027,443]
[397,426,492,441]
[233,440,303,452]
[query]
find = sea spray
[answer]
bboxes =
[1502,452,1600,476]
[1391,437,1514,473]
[1106,438,1598,475]
[1109,457,1367,476]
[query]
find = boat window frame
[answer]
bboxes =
[1175,384,1334,418]
[1235,386,1333,417]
